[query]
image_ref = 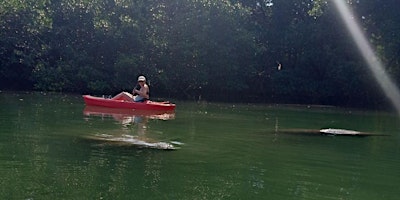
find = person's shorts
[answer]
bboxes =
[134,95,146,102]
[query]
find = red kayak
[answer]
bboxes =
[83,95,176,110]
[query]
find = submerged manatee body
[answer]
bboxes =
[84,134,178,150]
[278,128,386,136]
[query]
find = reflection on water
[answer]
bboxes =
[83,106,175,123]
[1,92,400,199]
[82,106,178,150]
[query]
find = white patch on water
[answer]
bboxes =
[320,128,360,135]
[170,141,185,145]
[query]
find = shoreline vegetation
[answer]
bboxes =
[1,1,399,109]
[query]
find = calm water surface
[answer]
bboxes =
[0,92,399,199]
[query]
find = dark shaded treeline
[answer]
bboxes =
[1,0,399,108]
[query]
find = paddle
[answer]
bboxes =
[133,84,140,95]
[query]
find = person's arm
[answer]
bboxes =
[132,84,140,95]
[133,88,139,95]
[139,85,149,99]
[134,86,149,99]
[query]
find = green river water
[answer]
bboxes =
[0,92,399,199]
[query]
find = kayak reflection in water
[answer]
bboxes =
[112,75,150,102]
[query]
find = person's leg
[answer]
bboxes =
[112,92,134,101]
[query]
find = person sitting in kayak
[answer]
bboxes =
[112,75,150,102]
[133,76,150,102]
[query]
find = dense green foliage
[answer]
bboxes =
[1,0,399,107]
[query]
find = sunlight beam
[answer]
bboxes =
[332,0,400,114]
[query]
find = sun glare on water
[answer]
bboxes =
[332,1,400,115]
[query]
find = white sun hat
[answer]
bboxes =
[137,76,146,82]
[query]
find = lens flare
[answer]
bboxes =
[332,1,400,114]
